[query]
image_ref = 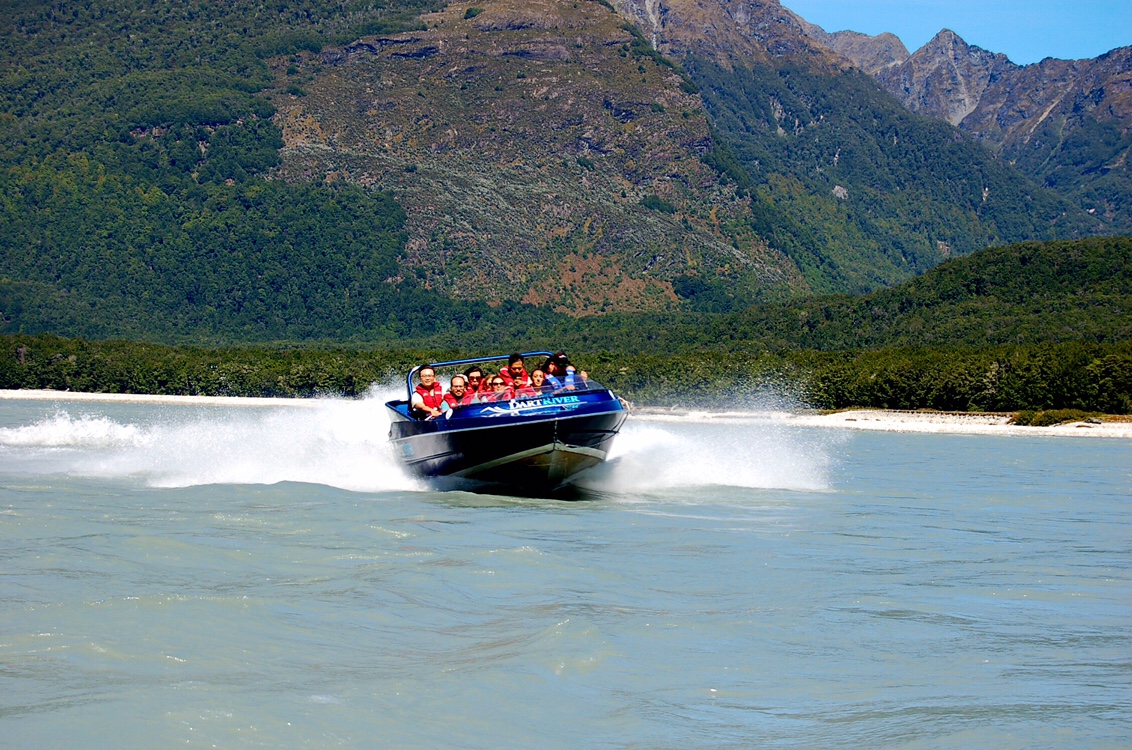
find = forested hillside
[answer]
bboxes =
[0,0,1117,344]
[0,0,511,341]
[688,59,1097,293]
[4,235,1131,412]
[420,236,1132,354]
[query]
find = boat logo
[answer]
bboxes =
[481,395,582,417]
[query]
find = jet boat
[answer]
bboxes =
[386,352,626,493]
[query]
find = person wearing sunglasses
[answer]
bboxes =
[485,376,513,403]
[464,366,491,397]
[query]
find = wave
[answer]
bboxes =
[0,389,421,493]
[579,418,836,494]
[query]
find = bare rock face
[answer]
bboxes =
[272,0,806,312]
[874,30,1019,126]
[612,0,839,66]
[785,10,909,75]
[819,31,908,75]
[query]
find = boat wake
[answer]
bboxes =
[0,390,421,493]
[0,391,837,495]
[578,417,836,494]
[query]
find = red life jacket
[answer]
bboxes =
[482,386,513,403]
[414,381,444,411]
[443,390,474,409]
[499,366,530,388]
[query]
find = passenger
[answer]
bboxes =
[551,353,588,390]
[542,354,576,391]
[464,366,491,397]
[442,374,474,411]
[485,376,512,402]
[498,353,531,389]
[530,368,553,395]
[512,377,537,400]
[410,366,444,419]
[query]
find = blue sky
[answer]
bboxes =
[781,0,1131,65]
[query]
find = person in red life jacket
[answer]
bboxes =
[530,368,553,395]
[512,376,537,400]
[411,366,444,419]
[464,366,491,397]
[441,375,474,411]
[498,353,531,390]
[484,375,512,402]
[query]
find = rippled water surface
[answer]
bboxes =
[1,396,1129,748]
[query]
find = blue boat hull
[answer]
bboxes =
[387,390,626,492]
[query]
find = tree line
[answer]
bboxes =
[4,335,1129,414]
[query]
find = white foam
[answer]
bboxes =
[0,388,421,493]
[579,417,836,494]
[0,388,840,496]
[0,412,145,448]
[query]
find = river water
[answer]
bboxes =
[1,395,1129,748]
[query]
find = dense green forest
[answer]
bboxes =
[3,232,1130,413]
[687,57,1101,295]
[1,0,516,342]
[408,237,1132,354]
[4,334,1129,414]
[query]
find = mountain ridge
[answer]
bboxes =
[0,0,1114,344]
[793,19,1132,229]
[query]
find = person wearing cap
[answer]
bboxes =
[542,353,586,392]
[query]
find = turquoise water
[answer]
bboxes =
[1,396,1129,748]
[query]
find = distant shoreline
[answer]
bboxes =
[633,407,1132,439]
[3,390,1129,438]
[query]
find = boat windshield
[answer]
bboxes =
[417,370,603,408]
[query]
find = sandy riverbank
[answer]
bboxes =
[634,407,1132,439]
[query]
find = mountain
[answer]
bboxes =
[0,0,1108,344]
[794,23,1132,231]
[281,0,1097,300]
[609,0,1098,288]
[272,0,804,313]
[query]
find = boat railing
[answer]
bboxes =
[405,351,554,401]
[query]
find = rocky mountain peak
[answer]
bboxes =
[875,28,1019,125]
[790,13,1130,230]
[612,0,840,66]
[786,11,909,75]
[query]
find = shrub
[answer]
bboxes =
[640,194,676,213]
[1010,409,1098,426]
